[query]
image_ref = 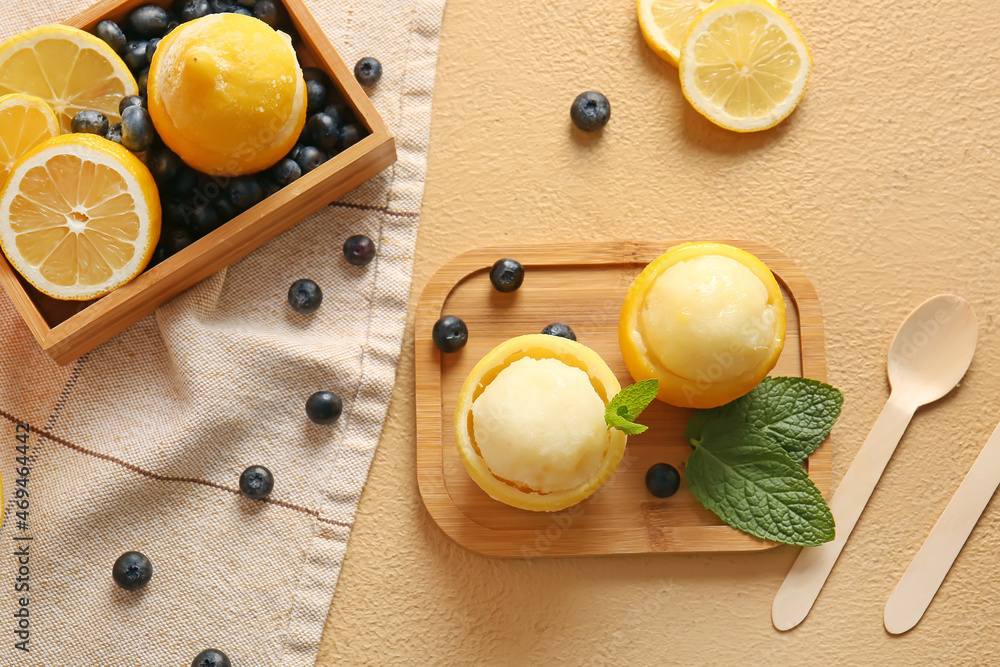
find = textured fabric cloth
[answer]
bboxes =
[0,0,445,664]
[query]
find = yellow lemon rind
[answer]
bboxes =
[454,334,627,512]
[678,0,810,133]
[618,242,786,408]
[0,133,161,301]
[147,15,308,177]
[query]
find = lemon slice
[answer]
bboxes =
[638,0,777,67]
[0,25,138,132]
[0,94,59,189]
[0,134,161,301]
[679,0,810,132]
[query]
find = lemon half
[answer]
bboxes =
[0,25,137,132]
[679,0,810,132]
[0,134,161,301]
[455,335,627,512]
[0,94,59,189]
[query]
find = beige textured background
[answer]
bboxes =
[318,0,1000,663]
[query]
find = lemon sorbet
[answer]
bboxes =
[454,335,627,512]
[147,14,306,176]
[619,242,785,408]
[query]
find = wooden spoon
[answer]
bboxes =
[884,418,1000,634]
[772,294,978,631]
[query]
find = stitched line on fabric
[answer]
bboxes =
[329,200,419,218]
[0,408,351,529]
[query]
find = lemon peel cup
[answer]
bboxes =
[619,242,786,409]
[454,334,627,512]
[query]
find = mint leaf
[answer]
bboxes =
[686,417,835,547]
[686,377,843,462]
[605,379,658,435]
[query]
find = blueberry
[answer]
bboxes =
[191,649,231,667]
[229,176,263,210]
[123,41,148,73]
[343,234,376,266]
[306,113,339,152]
[295,146,326,174]
[145,37,160,65]
[187,206,221,236]
[489,258,524,292]
[210,0,234,12]
[287,279,322,314]
[95,20,127,54]
[148,148,182,184]
[165,226,194,254]
[150,244,170,266]
[230,6,252,15]
[121,106,156,152]
[239,465,274,500]
[305,391,343,425]
[432,316,468,353]
[162,200,187,228]
[112,551,152,590]
[181,0,212,20]
[286,144,305,163]
[339,123,363,150]
[302,67,331,89]
[170,167,200,195]
[257,174,282,199]
[165,20,179,34]
[322,103,346,127]
[253,0,278,25]
[136,68,149,96]
[645,463,681,498]
[270,158,301,186]
[571,91,611,132]
[214,196,238,222]
[104,123,123,145]
[541,322,576,341]
[119,95,146,115]
[71,110,109,136]
[354,57,382,86]
[305,80,328,115]
[127,5,171,39]
[234,0,256,6]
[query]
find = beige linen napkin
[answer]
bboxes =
[0,0,445,664]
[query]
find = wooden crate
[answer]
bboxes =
[415,241,831,557]
[0,0,396,364]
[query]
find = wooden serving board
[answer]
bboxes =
[415,241,830,557]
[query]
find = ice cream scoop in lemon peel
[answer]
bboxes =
[619,242,786,409]
[454,335,627,512]
[148,14,307,177]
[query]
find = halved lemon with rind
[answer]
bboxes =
[0,25,138,132]
[619,243,785,408]
[637,0,778,68]
[0,94,59,189]
[0,134,161,301]
[679,0,810,132]
[455,334,627,512]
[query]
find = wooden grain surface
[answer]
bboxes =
[0,0,396,365]
[414,241,831,557]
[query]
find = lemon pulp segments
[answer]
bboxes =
[637,0,778,67]
[0,94,58,189]
[679,0,810,132]
[0,134,161,301]
[0,25,137,132]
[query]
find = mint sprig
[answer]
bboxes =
[605,379,659,435]
[683,377,841,547]
[686,377,843,462]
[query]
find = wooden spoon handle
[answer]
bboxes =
[772,394,915,631]
[884,419,1000,634]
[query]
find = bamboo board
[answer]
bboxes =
[415,241,831,558]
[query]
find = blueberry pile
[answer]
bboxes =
[90,3,373,269]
